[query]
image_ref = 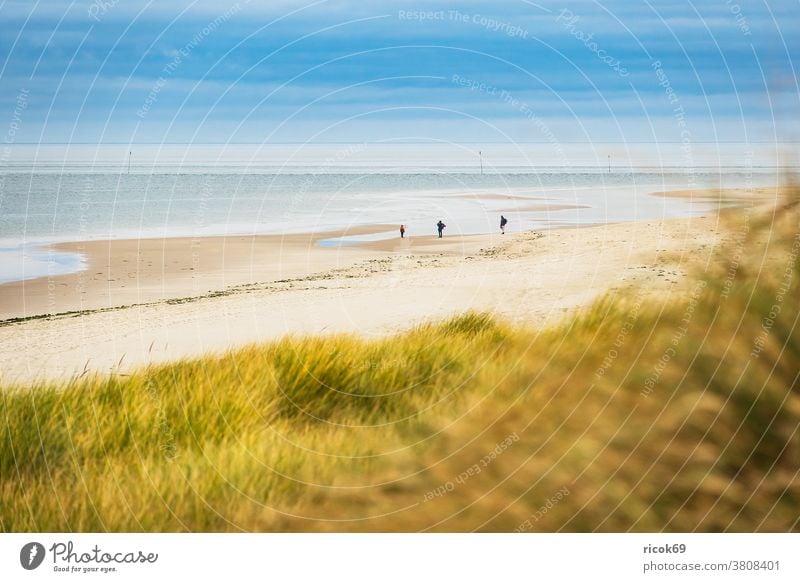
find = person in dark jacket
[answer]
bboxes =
[436,220,446,238]
[500,215,508,234]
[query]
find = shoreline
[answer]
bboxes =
[0,224,404,321]
[0,217,630,322]
[0,227,502,324]
[0,215,726,385]
[0,186,785,385]
[2,185,782,308]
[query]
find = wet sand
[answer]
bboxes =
[0,225,399,320]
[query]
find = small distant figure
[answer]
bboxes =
[400,224,406,238]
[436,220,446,238]
[500,215,508,234]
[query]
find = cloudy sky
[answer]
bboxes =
[1,0,798,144]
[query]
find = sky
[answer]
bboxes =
[0,0,798,144]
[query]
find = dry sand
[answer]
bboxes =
[653,185,788,202]
[0,187,778,385]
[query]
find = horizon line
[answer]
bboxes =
[8,141,800,146]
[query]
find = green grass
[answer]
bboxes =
[2,195,799,532]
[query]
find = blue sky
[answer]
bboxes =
[1,0,798,143]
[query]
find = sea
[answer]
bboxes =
[0,142,795,284]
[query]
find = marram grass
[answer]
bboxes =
[2,197,799,532]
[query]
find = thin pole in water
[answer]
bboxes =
[608,154,611,174]
[128,151,131,174]
[479,151,483,175]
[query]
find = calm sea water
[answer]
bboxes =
[0,143,792,283]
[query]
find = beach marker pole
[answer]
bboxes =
[128,151,132,174]
[479,151,483,175]
[608,154,611,174]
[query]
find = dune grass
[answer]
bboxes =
[1,194,799,532]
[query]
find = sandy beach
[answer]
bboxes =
[0,224,403,320]
[0,186,785,385]
[2,193,765,386]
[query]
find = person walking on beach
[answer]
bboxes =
[436,220,446,238]
[400,224,406,238]
[500,215,508,234]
